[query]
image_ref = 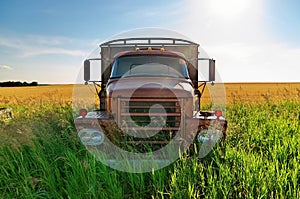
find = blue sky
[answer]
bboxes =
[0,0,299,83]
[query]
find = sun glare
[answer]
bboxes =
[206,0,249,19]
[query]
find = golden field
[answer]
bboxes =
[0,84,74,105]
[0,83,299,106]
[202,82,300,104]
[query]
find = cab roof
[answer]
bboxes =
[114,49,186,60]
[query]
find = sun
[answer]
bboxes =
[206,0,249,19]
[185,0,252,22]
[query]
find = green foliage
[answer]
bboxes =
[0,100,299,198]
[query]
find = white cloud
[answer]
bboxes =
[0,65,13,70]
[0,34,89,58]
[0,36,22,49]
[21,48,86,57]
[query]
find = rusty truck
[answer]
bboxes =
[74,30,227,159]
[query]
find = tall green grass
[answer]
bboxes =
[0,100,299,198]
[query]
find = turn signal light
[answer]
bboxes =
[215,110,222,117]
[79,109,87,118]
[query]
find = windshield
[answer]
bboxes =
[110,55,189,78]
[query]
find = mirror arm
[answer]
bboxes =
[196,82,207,111]
[88,58,102,61]
[92,81,101,93]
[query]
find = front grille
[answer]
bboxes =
[117,98,183,152]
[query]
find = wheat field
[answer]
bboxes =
[0,83,299,106]
[0,84,73,105]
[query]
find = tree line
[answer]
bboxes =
[0,81,38,87]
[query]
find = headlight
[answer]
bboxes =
[197,129,223,143]
[78,128,105,146]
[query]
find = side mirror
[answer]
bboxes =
[84,59,90,82]
[209,59,215,82]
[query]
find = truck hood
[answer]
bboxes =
[107,77,194,98]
